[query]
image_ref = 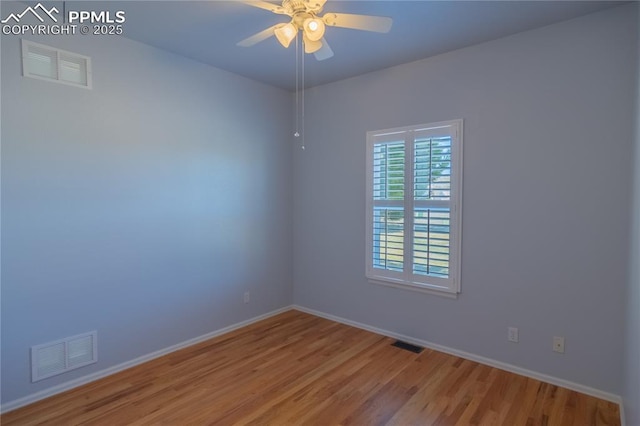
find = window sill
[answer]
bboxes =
[367,277,459,299]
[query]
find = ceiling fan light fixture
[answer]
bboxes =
[303,34,322,54]
[274,22,297,48]
[303,17,325,42]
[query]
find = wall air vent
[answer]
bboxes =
[21,39,92,89]
[31,331,97,382]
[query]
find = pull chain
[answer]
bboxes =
[293,34,305,150]
[294,34,300,140]
[301,40,305,150]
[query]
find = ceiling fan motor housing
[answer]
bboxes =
[283,0,325,15]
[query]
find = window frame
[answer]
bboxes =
[365,119,463,296]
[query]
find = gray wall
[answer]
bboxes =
[0,3,293,404]
[2,0,637,410]
[623,4,640,423]
[293,5,636,394]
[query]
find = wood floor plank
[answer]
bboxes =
[1,310,620,426]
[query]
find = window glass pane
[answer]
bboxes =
[26,46,57,80]
[373,207,404,272]
[413,208,450,277]
[414,137,451,200]
[373,142,404,201]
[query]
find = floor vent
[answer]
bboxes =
[31,331,97,382]
[391,340,424,354]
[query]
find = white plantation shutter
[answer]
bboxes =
[366,120,463,294]
[413,208,450,278]
[372,140,405,274]
[413,132,452,281]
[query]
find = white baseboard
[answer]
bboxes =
[1,305,293,414]
[292,305,623,406]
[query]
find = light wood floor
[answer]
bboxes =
[2,310,620,425]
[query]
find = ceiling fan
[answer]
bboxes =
[237,0,393,61]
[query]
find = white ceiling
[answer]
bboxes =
[80,1,626,90]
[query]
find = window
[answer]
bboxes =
[366,120,463,295]
[22,40,92,89]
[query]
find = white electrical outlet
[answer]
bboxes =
[507,327,519,343]
[553,336,565,353]
[243,291,250,304]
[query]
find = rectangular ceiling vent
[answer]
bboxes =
[31,331,97,382]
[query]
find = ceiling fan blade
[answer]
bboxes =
[314,38,334,61]
[237,24,281,47]
[241,1,287,14]
[322,13,393,33]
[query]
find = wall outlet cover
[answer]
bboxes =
[553,336,565,353]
